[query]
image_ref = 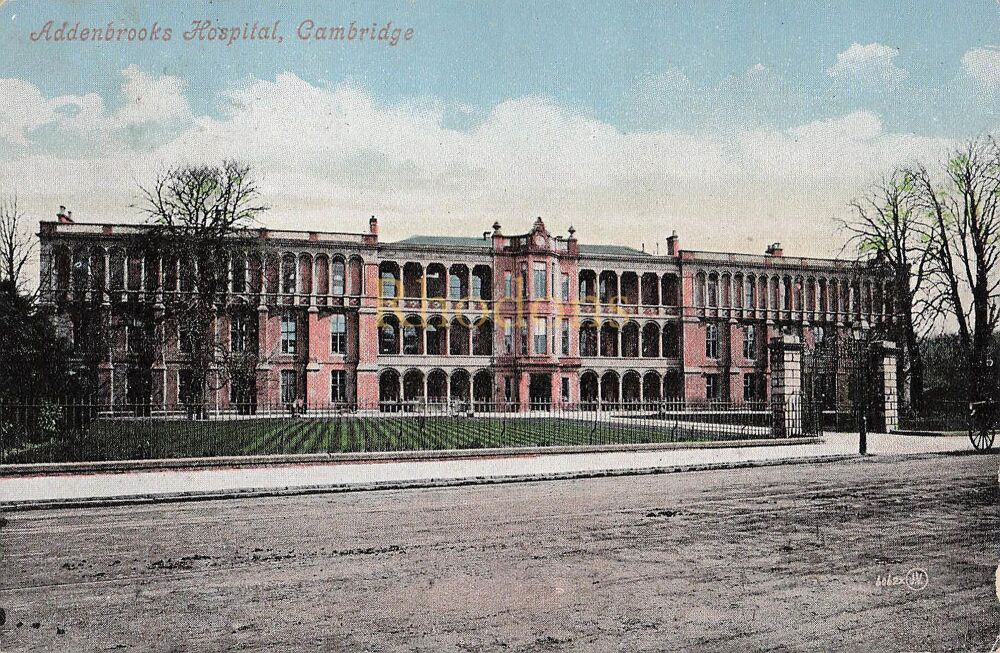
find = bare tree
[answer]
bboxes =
[844,169,932,411]
[911,136,1000,402]
[0,195,36,295]
[137,160,269,416]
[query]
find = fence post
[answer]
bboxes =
[770,334,803,437]
[871,341,899,433]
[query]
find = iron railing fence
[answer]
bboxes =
[0,398,801,465]
[897,399,970,432]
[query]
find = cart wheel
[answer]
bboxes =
[969,412,996,451]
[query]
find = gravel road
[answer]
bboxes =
[2,453,998,651]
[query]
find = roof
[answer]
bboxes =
[390,235,492,249]
[578,244,649,257]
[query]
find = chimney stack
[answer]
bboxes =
[766,242,783,256]
[369,215,378,235]
[666,230,679,256]
[56,206,74,224]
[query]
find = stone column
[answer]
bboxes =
[150,304,166,410]
[873,341,899,432]
[256,305,273,407]
[305,306,325,407]
[519,371,530,412]
[355,307,380,409]
[770,334,803,437]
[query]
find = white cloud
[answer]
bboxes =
[0,66,189,150]
[962,46,1000,92]
[0,78,56,146]
[0,71,951,258]
[826,43,909,86]
[115,65,190,127]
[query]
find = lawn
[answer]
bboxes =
[0,411,777,464]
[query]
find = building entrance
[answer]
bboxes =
[529,373,551,410]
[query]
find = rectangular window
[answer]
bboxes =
[521,265,529,299]
[331,370,347,403]
[561,319,570,355]
[178,322,193,354]
[743,373,760,402]
[705,323,719,359]
[281,314,297,354]
[471,275,482,300]
[449,273,462,299]
[229,374,254,405]
[231,255,247,293]
[504,321,514,354]
[533,317,547,354]
[518,319,528,355]
[178,369,194,405]
[707,277,719,307]
[127,318,145,354]
[551,267,557,301]
[230,314,248,353]
[561,273,570,301]
[330,313,347,354]
[744,278,754,309]
[561,377,570,402]
[504,272,513,298]
[280,369,297,404]
[743,325,756,360]
[504,376,515,401]
[533,262,546,298]
[706,374,720,401]
[381,273,397,298]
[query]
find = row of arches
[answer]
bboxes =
[580,370,683,404]
[578,270,680,306]
[379,368,494,405]
[378,262,493,301]
[50,245,367,298]
[693,270,894,320]
[376,368,685,407]
[378,315,494,356]
[579,320,680,358]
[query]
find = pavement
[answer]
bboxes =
[0,431,977,508]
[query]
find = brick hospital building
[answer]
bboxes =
[39,212,896,411]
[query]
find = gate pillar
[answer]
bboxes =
[872,341,899,432]
[770,334,803,437]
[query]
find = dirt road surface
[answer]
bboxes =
[2,453,999,652]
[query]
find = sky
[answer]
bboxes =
[1,0,1000,257]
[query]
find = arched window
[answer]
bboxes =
[331,258,346,296]
[379,315,400,355]
[579,321,599,357]
[472,319,493,356]
[403,315,424,355]
[707,273,719,308]
[281,254,297,294]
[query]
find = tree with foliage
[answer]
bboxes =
[911,136,1000,403]
[844,169,932,411]
[136,160,268,416]
[0,279,93,401]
